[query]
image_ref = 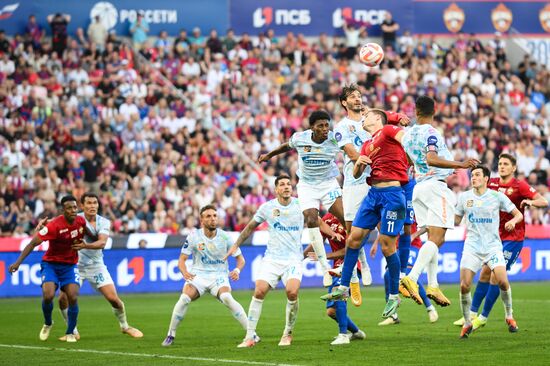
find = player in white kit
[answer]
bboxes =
[58,192,142,340]
[259,110,345,287]
[162,205,250,346]
[454,165,522,338]
[400,96,479,306]
[225,175,303,348]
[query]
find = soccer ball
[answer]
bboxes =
[358,43,384,67]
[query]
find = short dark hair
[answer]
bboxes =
[81,192,99,204]
[275,174,291,187]
[499,153,517,166]
[368,109,388,124]
[415,95,435,117]
[61,195,77,206]
[339,84,360,111]
[200,205,217,216]
[309,110,331,127]
[472,165,491,178]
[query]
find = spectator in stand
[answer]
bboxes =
[87,15,108,52]
[26,15,45,50]
[47,13,71,56]
[130,11,149,50]
[381,11,399,51]
[342,20,365,60]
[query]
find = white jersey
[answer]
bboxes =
[456,189,516,253]
[289,130,340,185]
[402,124,454,183]
[253,197,304,262]
[78,213,111,267]
[181,228,240,275]
[334,117,371,187]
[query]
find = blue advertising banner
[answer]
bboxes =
[0,0,229,37]
[1,240,549,297]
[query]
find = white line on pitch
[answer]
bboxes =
[0,344,301,366]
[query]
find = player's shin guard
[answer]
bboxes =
[67,303,79,335]
[245,297,263,340]
[220,292,248,330]
[459,292,472,326]
[112,301,129,329]
[42,300,54,326]
[499,287,513,319]
[340,247,360,287]
[168,293,191,337]
[284,299,299,336]
[408,241,438,284]
[385,253,400,296]
[471,281,490,313]
[398,234,411,273]
[307,228,330,271]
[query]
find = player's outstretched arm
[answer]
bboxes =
[178,253,195,281]
[318,217,344,242]
[73,233,108,251]
[426,151,479,170]
[8,235,43,273]
[504,208,523,232]
[521,193,549,209]
[229,254,245,281]
[223,219,260,261]
[258,142,292,163]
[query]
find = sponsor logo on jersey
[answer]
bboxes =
[468,213,492,224]
[273,222,301,232]
[59,228,68,234]
[301,156,330,166]
[201,256,225,265]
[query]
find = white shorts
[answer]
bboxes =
[257,259,303,288]
[297,178,342,212]
[343,183,369,222]
[78,264,114,291]
[460,250,506,273]
[186,273,231,297]
[412,179,456,229]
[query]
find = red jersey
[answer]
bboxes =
[37,215,87,264]
[360,125,409,186]
[410,221,423,249]
[321,213,347,268]
[488,177,537,241]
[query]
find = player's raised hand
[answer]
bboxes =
[229,269,240,281]
[258,154,270,163]
[397,113,411,126]
[520,199,533,208]
[356,155,372,166]
[223,244,238,261]
[504,220,517,232]
[8,263,19,273]
[182,271,195,281]
[461,158,480,169]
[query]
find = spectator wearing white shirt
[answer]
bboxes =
[119,96,139,121]
[181,57,201,78]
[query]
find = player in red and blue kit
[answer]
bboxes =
[455,153,548,331]
[9,195,87,342]
[321,109,409,319]
[309,213,365,345]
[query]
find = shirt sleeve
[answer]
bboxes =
[518,180,538,200]
[425,128,441,153]
[253,203,267,224]
[334,123,352,149]
[37,220,59,242]
[385,111,400,125]
[499,192,517,214]
[288,132,298,149]
[180,233,194,256]
[382,124,402,139]
[98,218,111,236]
[455,193,465,217]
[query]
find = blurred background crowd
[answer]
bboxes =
[0,12,548,236]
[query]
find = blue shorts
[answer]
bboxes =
[41,261,80,289]
[502,241,523,271]
[352,186,406,236]
[326,276,344,309]
[402,180,416,225]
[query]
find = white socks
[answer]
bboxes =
[307,227,330,271]
[427,246,440,288]
[168,294,191,337]
[60,308,78,334]
[219,292,248,330]
[112,301,129,330]
[408,240,438,284]
[358,247,370,271]
[500,287,514,319]
[284,299,299,336]
[246,297,264,340]
[460,292,472,326]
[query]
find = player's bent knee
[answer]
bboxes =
[286,291,299,302]
[460,282,471,294]
[326,308,336,319]
[219,292,235,306]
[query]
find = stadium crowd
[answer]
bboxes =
[0,14,549,236]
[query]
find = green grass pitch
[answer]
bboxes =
[0,283,548,365]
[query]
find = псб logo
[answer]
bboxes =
[253,7,310,28]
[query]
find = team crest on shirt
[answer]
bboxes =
[70,230,78,238]
[79,227,84,234]
[369,144,374,151]
[198,243,206,251]
[506,188,514,196]
[272,209,281,217]
[349,125,356,133]
[304,146,311,152]
[466,200,474,208]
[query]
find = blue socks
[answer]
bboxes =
[340,247,360,287]
[398,234,411,272]
[67,303,79,335]
[383,270,390,301]
[42,300,53,326]
[481,284,501,318]
[385,253,401,295]
[334,301,359,334]
[418,281,432,307]
[471,281,490,313]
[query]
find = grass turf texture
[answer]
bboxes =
[0,282,548,365]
